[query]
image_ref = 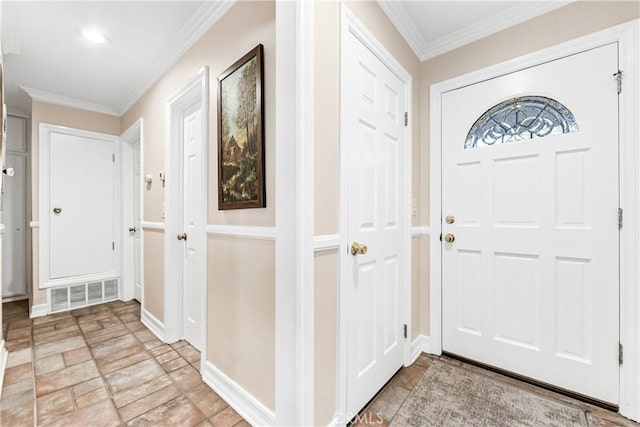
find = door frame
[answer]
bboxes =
[164,67,209,348]
[3,114,31,302]
[119,118,143,302]
[429,20,640,421]
[38,123,121,289]
[337,6,413,418]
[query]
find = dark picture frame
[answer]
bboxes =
[217,44,265,210]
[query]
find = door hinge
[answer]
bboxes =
[618,208,623,229]
[403,324,407,339]
[614,70,623,94]
[112,153,116,162]
[619,343,623,365]
[404,112,408,127]
[112,241,115,250]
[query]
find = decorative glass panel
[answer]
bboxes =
[465,96,578,149]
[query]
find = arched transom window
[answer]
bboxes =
[464,95,579,149]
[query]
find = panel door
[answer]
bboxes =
[345,30,406,414]
[2,153,27,298]
[181,106,204,351]
[49,132,115,279]
[133,140,142,302]
[441,44,619,404]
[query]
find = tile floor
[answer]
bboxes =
[1,299,249,427]
[3,299,638,427]
[354,354,639,427]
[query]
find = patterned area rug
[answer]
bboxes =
[390,360,588,427]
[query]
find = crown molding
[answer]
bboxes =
[116,0,235,115]
[376,0,427,60]
[379,1,574,62]
[20,86,120,116]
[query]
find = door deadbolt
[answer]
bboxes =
[52,207,62,215]
[445,215,455,224]
[443,233,455,243]
[350,242,368,256]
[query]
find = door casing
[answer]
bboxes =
[337,6,413,420]
[120,119,143,303]
[429,20,640,421]
[164,67,209,357]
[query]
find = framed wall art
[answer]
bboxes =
[217,44,265,210]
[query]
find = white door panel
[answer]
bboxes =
[2,153,27,298]
[182,107,204,351]
[133,139,142,302]
[49,132,115,279]
[442,44,619,403]
[345,29,406,414]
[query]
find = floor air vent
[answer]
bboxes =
[50,279,119,313]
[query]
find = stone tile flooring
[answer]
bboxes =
[1,299,249,427]
[355,354,639,427]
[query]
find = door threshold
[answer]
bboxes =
[442,351,619,413]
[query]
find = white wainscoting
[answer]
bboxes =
[141,308,165,342]
[411,226,430,238]
[30,304,48,318]
[410,334,431,365]
[314,234,341,252]
[202,360,276,426]
[205,225,275,240]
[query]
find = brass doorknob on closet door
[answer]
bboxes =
[351,242,368,256]
[444,233,455,243]
[52,207,62,215]
[445,215,455,224]
[177,233,188,241]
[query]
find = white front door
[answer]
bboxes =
[180,106,205,351]
[2,152,27,299]
[48,130,116,281]
[441,44,619,404]
[344,27,407,414]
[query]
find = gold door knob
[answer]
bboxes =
[444,233,455,243]
[445,215,455,224]
[351,242,368,256]
[52,207,62,215]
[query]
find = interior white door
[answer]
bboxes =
[2,153,27,298]
[133,140,142,302]
[441,44,619,404]
[49,132,116,280]
[181,106,204,351]
[344,29,407,414]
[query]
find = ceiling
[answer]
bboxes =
[2,1,231,116]
[378,1,572,60]
[1,0,571,117]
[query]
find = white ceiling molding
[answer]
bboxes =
[376,0,428,60]
[379,1,574,62]
[116,0,235,115]
[21,86,120,116]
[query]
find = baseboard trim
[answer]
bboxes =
[0,340,7,399]
[410,334,430,364]
[30,303,48,318]
[141,308,166,342]
[202,360,276,426]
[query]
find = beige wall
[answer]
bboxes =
[208,236,275,410]
[121,0,276,412]
[30,101,121,306]
[314,250,338,426]
[313,1,423,424]
[420,1,640,338]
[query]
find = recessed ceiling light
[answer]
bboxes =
[78,27,110,44]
